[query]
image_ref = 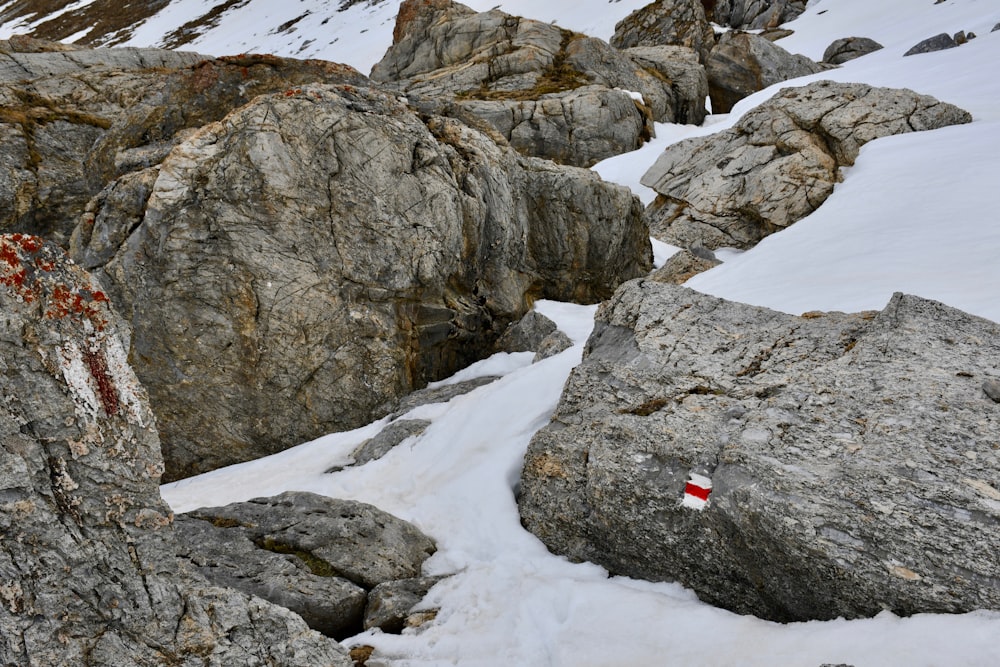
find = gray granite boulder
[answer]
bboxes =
[175,492,437,638]
[709,0,807,30]
[0,234,348,665]
[519,280,1000,621]
[904,33,959,56]
[822,37,884,65]
[371,0,707,166]
[610,0,717,63]
[89,83,649,480]
[642,80,972,250]
[705,31,824,113]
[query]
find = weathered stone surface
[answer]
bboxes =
[534,330,574,361]
[364,577,443,633]
[174,514,368,639]
[390,376,501,420]
[0,234,348,665]
[651,248,721,284]
[371,0,706,165]
[705,31,824,113]
[91,83,648,479]
[642,80,972,250]
[519,280,1000,622]
[496,310,559,353]
[984,380,1000,403]
[624,45,710,125]
[822,37,884,65]
[610,0,717,63]
[904,33,958,57]
[185,492,436,590]
[709,0,807,30]
[351,419,433,467]
[0,43,368,244]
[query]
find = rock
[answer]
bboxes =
[651,248,721,284]
[350,419,433,467]
[610,0,717,63]
[69,167,159,269]
[371,0,707,166]
[519,280,1000,622]
[364,577,443,633]
[0,46,368,244]
[497,310,560,353]
[822,37,884,65]
[0,234,349,665]
[91,83,648,479]
[708,0,807,30]
[641,80,972,250]
[623,46,710,125]
[174,514,368,638]
[534,330,574,361]
[390,376,502,419]
[705,31,824,113]
[184,492,437,590]
[984,379,1000,403]
[993,22,1000,33]
[903,33,958,56]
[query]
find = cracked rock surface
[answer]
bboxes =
[0,234,349,666]
[641,80,972,250]
[518,279,1000,621]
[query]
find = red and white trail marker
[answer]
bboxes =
[682,472,713,510]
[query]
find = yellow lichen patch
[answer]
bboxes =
[524,453,568,479]
[887,564,921,581]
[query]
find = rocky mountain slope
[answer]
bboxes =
[1,0,999,665]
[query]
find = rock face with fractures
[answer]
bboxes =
[0,234,349,666]
[371,0,707,166]
[519,280,1000,622]
[704,31,824,113]
[0,40,368,245]
[88,83,649,479]
[641,80,972,250]
[709,0,807,30]
[610,0,717,63]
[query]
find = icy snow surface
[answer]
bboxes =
[140,0,1000,664]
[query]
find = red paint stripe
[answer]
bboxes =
[684,483,711,501]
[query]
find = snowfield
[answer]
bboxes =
[8,0,995,664]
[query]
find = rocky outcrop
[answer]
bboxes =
[175,492,436,638]
[641,80,972,250]
[0,234,349,665]
[519,280,1000,622]
[371,0,707,166]
[610,0,717,63]
[708,0,807,30]
[0,41,367,245]
[651,247,721,283]
[86,83,649,479]
[822,37,884,65]
[705,31,824,113]
[364,577,443,633]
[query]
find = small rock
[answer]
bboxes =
[903,33,958,56]
[534,330,574,361]
[349,419,432,467]
[391,376,501,418]
[364,576,443,633]
[984,379,1000,403]
[954,31,967,45]
[822,36,884,64]
[993,22,1000,33]
[496,310,560,354]
[651,248,721,284]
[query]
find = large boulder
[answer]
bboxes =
[85,83,649,479]
[0,234,349,665]
[708,0,807,30]
[641,80,972,250]
[0,41,368,245]
[370,0,707,166]
[705,31,824,113]
[519,280,1000,622]
[610,0,717,63]
[174,492,437,638]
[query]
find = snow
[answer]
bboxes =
[32,0,996,663]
